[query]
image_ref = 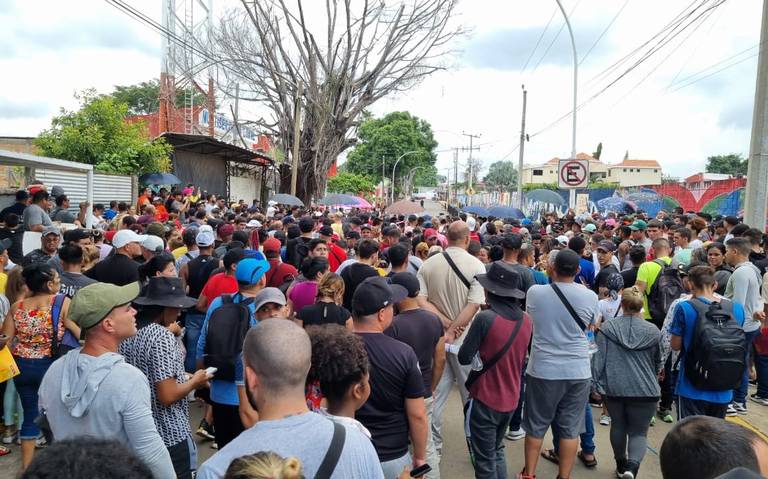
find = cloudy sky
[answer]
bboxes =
[0,0,761,180]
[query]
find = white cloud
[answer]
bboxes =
[0,0,762,181]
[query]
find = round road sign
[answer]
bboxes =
[560,160,587,187]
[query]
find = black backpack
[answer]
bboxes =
[684,298,746,391]
[293,238,311,268]
[647,259,685,329]
[203,294,253,381]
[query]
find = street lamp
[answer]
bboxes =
[555,0,578,209]
[391,151,420,203]
[405,165,428,198]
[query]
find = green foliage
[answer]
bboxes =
[346,111,438,195]
[593,142,603,160]
[35,90,172,175]
[108,79,206,115]
[483,161,518,191]
[705,153,747,175]
[589,181,618,189]
[522,183,558,192]
[327,172,375,194]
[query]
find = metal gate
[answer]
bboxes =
[34,168,136,212]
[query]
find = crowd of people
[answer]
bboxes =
[0,182,766,479]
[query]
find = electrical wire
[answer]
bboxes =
[530,0,581,75]
[667,42,761,91]
[579,0,630,66]
[520,7,557,75]
[666,3,724,89]
[667,51,758,94]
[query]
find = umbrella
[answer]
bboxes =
[488,206,525,219]
[139,172,182,185]
[385,199,424,215]
[316,194,358,206]
[525,189,566,205]
[269,193,304,207]
[462,205,489,216]
[597,196,636,213]
[352,196,373,209]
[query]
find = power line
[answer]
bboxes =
[666,3,724,89]
[520,7,557,75]
[531,0,581,75]
[667,42,761,91]
[667,51,758,94]
[579,0,630,66]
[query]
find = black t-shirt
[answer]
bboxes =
[297,302,350,327]
[0,227,24,264]
[621,266,640,290]
[749,251,768,276]
[384,309,444,397]
[0,203,26,223]
[355,332,425,462]
[593,264,620,293]
[85,253,140,286]
[340,262,379,310]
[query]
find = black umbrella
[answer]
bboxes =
[525,189,566,205]
[139,172,182,185]
[269,193,304,207]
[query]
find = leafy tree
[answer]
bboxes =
[483,161,518,192]
[346,112,438,198]
[327,172,375,195]
[705,153,747,175]
[593,142,603,160]
[107,79,207,115]
[35,90,172,175]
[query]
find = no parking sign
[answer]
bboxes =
[558,159,589,189]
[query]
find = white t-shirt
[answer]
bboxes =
[598,297,622,323]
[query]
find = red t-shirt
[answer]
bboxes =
[327,243,347,272]
[200,273,238,307]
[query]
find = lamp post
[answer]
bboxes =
[391,151,419,204]
[555,0,578,209]
[405,166,428,198]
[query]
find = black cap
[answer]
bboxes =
[0,238,11,254]
[554,248,581,277]
[345,230,361,240]
[476,262,525,299]
[63,229,92,243]
[351,276,408,316]
[319,225,334,237]
[360,224,372,231]
[501,233,523,250]
[390,272,420,298]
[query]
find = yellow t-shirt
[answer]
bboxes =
[0,272,6,295]
[172,246,188,260]
[636,257,672,319]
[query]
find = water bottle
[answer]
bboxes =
[586,330,598,355]
[470,352,484,371]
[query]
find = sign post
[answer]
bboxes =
[558,159,589,208]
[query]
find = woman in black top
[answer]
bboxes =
[296,272,352,329]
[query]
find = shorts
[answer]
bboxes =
[522,375,590,440]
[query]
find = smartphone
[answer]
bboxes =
[410,464,432,478]
[205,367,217,376]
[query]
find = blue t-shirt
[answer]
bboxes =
[529,267,549,286]
[669,297,745,404]
[577,258,595,288]
[196,293,258,405]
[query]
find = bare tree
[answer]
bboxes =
[213,0,464,202]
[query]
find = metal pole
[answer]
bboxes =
[391,151,418,204]
[744,0,768,229]
[381,156,386,207]
[290,82,303,196]
[517,86,527,209]
[555,0,578,208]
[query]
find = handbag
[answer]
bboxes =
[0,346,19,383]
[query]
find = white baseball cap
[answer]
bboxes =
[467,216,476,231]
[142,235,165,253]
[246,219,262,228]
[112,230,148,249]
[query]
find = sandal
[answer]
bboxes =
[0,445,10,456]
[577,450,597,468]
[540,448,559,465]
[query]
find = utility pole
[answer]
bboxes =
[744,0,768,229]
[462,132,481,205]
[453,148,459,206]
[290,82,303,196]
[517,86,528,209]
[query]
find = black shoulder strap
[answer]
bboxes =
[465,315,525,389]
[315,420,346,479]
[551,283,587,332]
[443,252,471,289]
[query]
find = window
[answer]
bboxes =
[533,169,543,176]
[623,168,627,172]
[654,169,658,173]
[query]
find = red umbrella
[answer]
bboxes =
[385,199,424,215]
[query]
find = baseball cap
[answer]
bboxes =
[605,218,617,226]
[0,238,11,254]
[360,224,372,231]
[583,223,597,233]
[146,222,166,238]
[262,237,282,253]
[63,229,91,243]
[235,253,271,286]
[351,276,408,316]
[253,287,287,311]
[390,272,420,298]
[556,235,569,246]
[597,240,616,252]
[318,225,334,237]
[42,225,61,237]
[467,216,477,231]
[345,230,360,240]
[554,248,581,277]
[218,223,234,237]
[196,226,215,247]
[69,281,140,334]
[112,229,148,249]
[629,219,648,231]
[246,219,262,228]
[142,235,165,254]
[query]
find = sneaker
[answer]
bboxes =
[726,403,738,416]
[516,470,536,479]
[750,393,768,406]
[2,425,17,445]
[505,428,526,441]
[35,435,47,448]
[658,409,674,423]
[211,441,218,450]
[599,414,611,426]
[196,419,215,441]
[649,416,656,427]
[734,402,748,415]
[617,472,634,479]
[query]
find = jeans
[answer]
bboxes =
[381,452,412,479]
[733,330,760,405]
[424,396,441,479]
[508,360,527,432]
[754,353,768,397]
[432,352,470,456]
[466,398,512,479]
[167,435,197,479]
[210,401,243,449]
[604,400,656,467]
[184,312,205,373]
[676,396,728,420]
[659,355,675,411]
[553,402,595,455]
[3,378,22,427]
[14,357,53,439]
